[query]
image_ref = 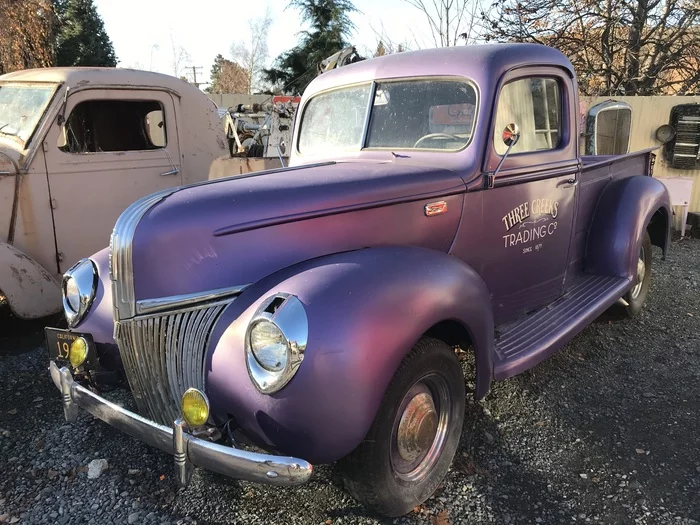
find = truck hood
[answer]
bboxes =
[126,160,466,302]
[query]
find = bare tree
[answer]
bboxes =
[0,0,55,75]
[170,33,191,78]
[485,0,700,95]
[231,9,273,94]
[367,21,413,55]
[403,0,489,47]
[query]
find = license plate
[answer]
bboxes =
[45,328,97,368]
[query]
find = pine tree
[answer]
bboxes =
[264,0,358,94]
[54,0,117,67]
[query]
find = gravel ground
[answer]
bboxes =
[1,237,698,525]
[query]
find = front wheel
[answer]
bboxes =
[338,337,465,517]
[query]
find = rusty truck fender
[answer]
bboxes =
[0,241,61,319]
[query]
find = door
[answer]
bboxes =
[43,89,182,272]
[479,72,579,324]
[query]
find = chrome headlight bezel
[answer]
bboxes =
[62,258,98,328]
[245,293,308,395]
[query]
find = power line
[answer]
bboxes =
[188,66,204,88]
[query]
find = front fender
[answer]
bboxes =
[585,175,671,279]
[205,246,494,464]
[0,241,60,319]
[69,248,122,370]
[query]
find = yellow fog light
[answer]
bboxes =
[69,337,89,368]
[181,388,209,428]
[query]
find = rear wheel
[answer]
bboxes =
[338,337,465,517]
[620,232,652,317]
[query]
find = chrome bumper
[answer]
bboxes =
[48,362,312,487]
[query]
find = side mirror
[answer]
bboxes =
[488,123,520,188]
[502,123,520,147]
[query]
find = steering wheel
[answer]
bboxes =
[413,133,465,148]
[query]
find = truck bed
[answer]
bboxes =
[580,147,657,177]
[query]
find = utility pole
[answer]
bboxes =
[189,66,204,88]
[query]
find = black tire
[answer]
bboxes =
[619,231,653,318]
[338,337,465,517]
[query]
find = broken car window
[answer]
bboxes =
[0,84,56,144]
[59,100,167,153]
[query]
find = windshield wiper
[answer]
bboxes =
[0,121,20,137]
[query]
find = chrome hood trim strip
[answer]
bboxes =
[135,284,251,316]
[109,188,177,320]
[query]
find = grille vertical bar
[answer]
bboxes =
[114,301,229,425]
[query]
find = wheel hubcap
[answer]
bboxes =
[630,245,646,299]
[391,376,450,482]
[397,392,438,463]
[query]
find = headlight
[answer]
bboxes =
[65,277,81,312]
[245,294,308,394]
[249,320,288,372]
[62,258,98,328]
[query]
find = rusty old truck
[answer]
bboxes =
[0,68,227,320]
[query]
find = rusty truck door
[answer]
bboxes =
[42,89,182,273]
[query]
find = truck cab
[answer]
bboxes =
[0,68,226,319]
[45,44,671,517]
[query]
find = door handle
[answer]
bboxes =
[557,177,578,188]
[160,168,180,177]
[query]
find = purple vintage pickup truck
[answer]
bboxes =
[46,43,671,516]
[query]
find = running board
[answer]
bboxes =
[493,274,630,380]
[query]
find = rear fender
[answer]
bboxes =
[0,241,61,319]
[205,246,494,464]
[585,176,671,279]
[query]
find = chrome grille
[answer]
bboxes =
[109,187,177,321]
[114,299,230,425]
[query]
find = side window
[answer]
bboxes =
[494,78,561,155]
[58,100,167,153]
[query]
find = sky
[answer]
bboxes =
[94,0,434,87]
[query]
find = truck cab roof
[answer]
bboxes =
[0,67,202,98]
[305,43,576,97]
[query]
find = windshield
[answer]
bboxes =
[298,78,477,155]
[0,84,57,144]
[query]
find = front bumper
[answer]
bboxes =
[48,361,313,487]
